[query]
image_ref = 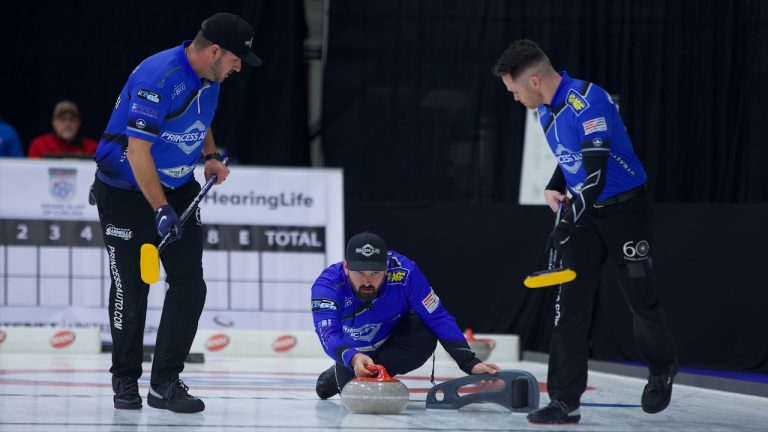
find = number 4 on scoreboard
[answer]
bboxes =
[80,225,93,242]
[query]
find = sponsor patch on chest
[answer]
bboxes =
[387,268,409,285]
[566,89,589,115]
[344,323,381,342]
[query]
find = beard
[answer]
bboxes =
[353,283,381,301]
[212,57,234,82]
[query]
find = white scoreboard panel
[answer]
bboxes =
[0,159,344,343]
[518,108,556,205]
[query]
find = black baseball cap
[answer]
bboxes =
[345,232,388,271]
[201,12,262,67]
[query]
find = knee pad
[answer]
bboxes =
[623,258,653,278]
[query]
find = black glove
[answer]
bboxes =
[546,220,572,255]
[88,184,96,206]
[155,204,182,241]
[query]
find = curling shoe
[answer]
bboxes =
[642,361,679,414]
[148,378,204,413]
[112,376,142,410]
[316,365,341,399]
[527,399,581,424]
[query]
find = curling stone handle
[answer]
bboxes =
[365,364,392,381]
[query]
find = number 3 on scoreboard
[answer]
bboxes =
[48,224,61,241]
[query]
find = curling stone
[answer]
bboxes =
[464,328,496,362]
[340,364,409,414]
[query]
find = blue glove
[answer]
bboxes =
[155,204,182,241]
[546,220,572,255]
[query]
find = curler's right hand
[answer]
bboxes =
[155,204,182,241]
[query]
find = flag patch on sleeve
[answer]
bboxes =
[421,289,440,313]
[582,117,607,135]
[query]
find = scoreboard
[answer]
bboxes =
[0,159,343,343]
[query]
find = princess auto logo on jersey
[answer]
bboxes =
[105,224,133,240]
[554,143,582,174]
[344,323,381,342]
[160,120,208,155]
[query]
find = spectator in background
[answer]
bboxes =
[0,117,24,157]
[28,100,98,158]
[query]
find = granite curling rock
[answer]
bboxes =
[464,328,496,362]
[340,364,409,414]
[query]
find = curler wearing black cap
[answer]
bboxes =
[345,232,388,271]
[201,12,262,67]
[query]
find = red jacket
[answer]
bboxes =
[28,134,98,158]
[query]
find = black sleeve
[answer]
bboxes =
[441,340,482,374]
[545,165,566,193]
[562,139,610,225]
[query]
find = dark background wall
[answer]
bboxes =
[325,1,768,372]
[2,0,309,166]
[2,1,766,372]
[347,202,768,372]
[324,0,768,203]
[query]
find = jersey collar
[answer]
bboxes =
[548,71,572,110]
[176,40,203,90]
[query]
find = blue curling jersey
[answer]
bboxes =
[311,251,477,372]
[537,72,646,200]
[94,41,220,190]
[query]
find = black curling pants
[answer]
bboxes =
[546,195,677,406]
[333,312,438,388]
[93,177,207,389]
